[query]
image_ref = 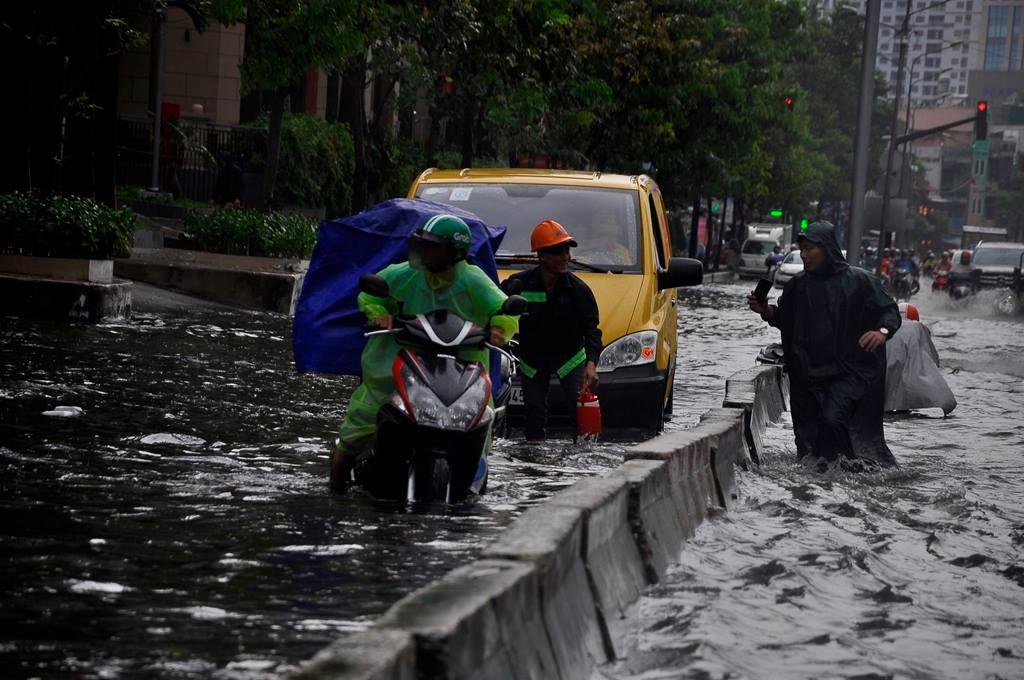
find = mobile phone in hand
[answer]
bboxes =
[754,278,772,303]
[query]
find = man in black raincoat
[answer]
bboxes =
[747,222,901,470]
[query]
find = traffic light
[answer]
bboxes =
[975,100,988,141]
[784,95,795,110]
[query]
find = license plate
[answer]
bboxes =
[509,386,524,406]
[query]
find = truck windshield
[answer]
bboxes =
[414,183,642,271]
[742,240,776,256]
[973,247,1024,267]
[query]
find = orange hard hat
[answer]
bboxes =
[898,302,920,321]
[531,219,578,252]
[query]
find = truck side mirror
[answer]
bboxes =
[501,294,528,316]
[657,257,703,290]
[359,274,390,298]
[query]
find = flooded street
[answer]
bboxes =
[2,280,1022,677]
[603,283,1024,679]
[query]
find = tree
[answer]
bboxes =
[237,0,362,207]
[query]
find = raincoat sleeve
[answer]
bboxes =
[864,275,902,336]
[464,264,519,338]
[357,264,401,322]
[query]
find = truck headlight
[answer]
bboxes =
[597,331,658,373]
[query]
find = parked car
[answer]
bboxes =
[408,168,703,432]
[772,250,802,287]
[771,249,847,288]
[971,242,1024,290]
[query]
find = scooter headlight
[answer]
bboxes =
[400,366,489,431]
[597,331,658,373]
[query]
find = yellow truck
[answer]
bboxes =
[408,168,702,432]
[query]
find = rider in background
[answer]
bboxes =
[330,214,519,491]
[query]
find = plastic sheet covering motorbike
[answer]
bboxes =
[292,198,508,378]
[884,320,957,415]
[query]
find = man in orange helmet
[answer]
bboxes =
[502,219,602,441]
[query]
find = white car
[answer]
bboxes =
[772,248,848,287]
[772,250,803,287]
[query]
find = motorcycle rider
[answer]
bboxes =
[330,215,519,491]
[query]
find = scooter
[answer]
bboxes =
[353,274,526,503]
[948,271,978,300]
[891,265,920,300]
[932,268,950,292]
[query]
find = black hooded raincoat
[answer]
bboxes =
[769,222,901,468]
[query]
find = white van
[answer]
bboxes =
[737,223,793,278]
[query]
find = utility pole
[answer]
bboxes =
[876,0,914,272]
[847,0,881,268]
[149,8,167,192]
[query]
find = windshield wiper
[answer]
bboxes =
[495,253,537,261]
[569,259,612,274]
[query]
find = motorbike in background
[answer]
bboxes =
[354,274,526,503]
[891,265,920,301]
[932,268,950,292]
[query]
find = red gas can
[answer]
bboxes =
[576,385,602,437]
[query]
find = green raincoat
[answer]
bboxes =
[338,260,518,451]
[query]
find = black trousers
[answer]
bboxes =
[789,370,897,468]
[520,364,586,440]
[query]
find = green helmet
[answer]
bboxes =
[413,214,472,255]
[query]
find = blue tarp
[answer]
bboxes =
[292,198,508,379]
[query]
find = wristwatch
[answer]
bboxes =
[878,327,890,338]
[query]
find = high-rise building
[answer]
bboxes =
[814,1,982,106]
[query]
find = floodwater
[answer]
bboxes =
[601,282,1024,680]
[1,280,1021,678]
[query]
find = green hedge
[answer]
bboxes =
[184,207,318,259]
[0,192,137,259]
[274,114,355,216]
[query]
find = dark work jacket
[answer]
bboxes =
[503,267,602,377]
[771,226,901,387]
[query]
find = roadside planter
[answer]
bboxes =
[0,192,135,322]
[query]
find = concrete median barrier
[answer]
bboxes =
[301,365,786,679]
[482,504,604,678]
[609,458,685,584]
[292,628,415,680]
[375,558,557,679]
[723,365,786,464]
[546,476,646,660]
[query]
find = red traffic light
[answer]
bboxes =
[784,96,794,107]
[977,100,988,113]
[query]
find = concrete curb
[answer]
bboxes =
[292,628,415,680]
[114,259,303,315]
[296,365,787,679]
[0,273,132,323]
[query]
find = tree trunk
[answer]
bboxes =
[460,99,475,167]
[689,195,701,259]
[325,70,340,123]
[261,87,286,209]
[340,56,368,211]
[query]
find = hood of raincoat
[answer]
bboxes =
[797,221,849,276]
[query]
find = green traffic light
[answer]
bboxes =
[769,209,783,218]
[800,219,809,230]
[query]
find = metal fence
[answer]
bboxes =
[114,118,266,203]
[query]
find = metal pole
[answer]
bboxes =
[876,1,913,271]
[847,0,881,268]
[149,8,166,192]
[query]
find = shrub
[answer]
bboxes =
[0,192,137,259]
[275,114,355,217]
[185,207,318,259]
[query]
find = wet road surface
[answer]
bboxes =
[2,280,1021,677]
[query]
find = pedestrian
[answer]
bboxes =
[746,221,902,471]
[502,219,602,442]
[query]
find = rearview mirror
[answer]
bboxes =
[359,273,390,298]
[657,257,703,290]
[501,294,528,316]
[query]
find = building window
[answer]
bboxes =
[985,5,1010,70]
[1010,6,1023,70]
[959,85,966,93]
